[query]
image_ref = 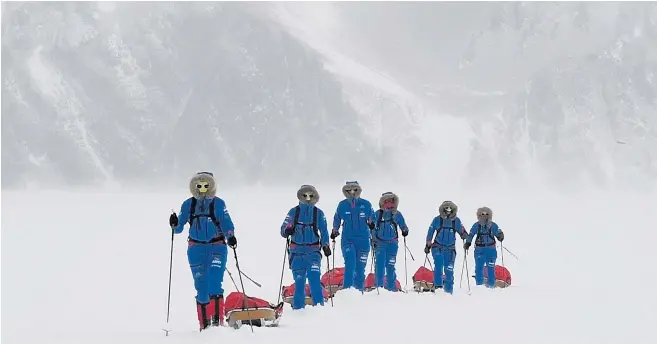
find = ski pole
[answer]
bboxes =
[464,248,471,295]
[331,239,336,296]
[164,223,175,337]
[326,254,334,307]
[403,237,409,291]
[425,254,434,271]
[404,244,415,261]
[500,242,505,267]
[276,240,289,305]
[231,247,254,333]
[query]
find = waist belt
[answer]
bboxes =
[431,242,455,249]
[290,241,320,248]
[475,242,496,248]
[188,236,225,244]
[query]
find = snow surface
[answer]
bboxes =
[2,185,656,344]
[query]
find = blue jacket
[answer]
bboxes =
[174,197,235,242]
[332,198,375,240]
[466,222,502,247]
[372,209,408,242]
[425,216,466,247]
[281,203,329,252]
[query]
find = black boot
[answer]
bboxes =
[210,294,224,326]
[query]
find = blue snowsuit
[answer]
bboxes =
[426,216,466,294]
[281,204,329,309]
[333,198,375,291]
[173,196,235,304]
[465,222,502,288]
[371,209,408,291]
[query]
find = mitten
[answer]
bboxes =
[169,213,179,227]
[424,244,431,254]
[401,229,409,237]
[322,245,331,257]
[284,224,295,237]
[227,235,237,248]
[330,229,340,240]
[367,221,375,230]
[497,231,504,242]
[463,242,471,250]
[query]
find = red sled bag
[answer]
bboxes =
[320,267,345,296]
[223,292,284,329]
[412,266,445,292]
[364,272,402,292]
[281,283,330,306]
[483,265,512,288]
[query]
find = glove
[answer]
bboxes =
[367,221,375,230]
[322,245,331,257]
[459,231,467,240]
[371,240,378,249]
[463,242,471,250]
[497,231,504,242]
[401,229,409,237]
[330,229,340,240]
[169,213,179,227]
[424,244,431,254]
[227,235,237,248]
[284,224,295,237]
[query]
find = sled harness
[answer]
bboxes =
[473,223,497,248]
[187,197,226,244]
[290,205,320,246]
[374,209,399,240]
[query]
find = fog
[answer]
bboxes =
[2,1,656,193]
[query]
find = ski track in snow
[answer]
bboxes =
[2,186,656,344]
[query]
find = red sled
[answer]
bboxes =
[364,272,402,292]
[320,267,345,296]
[482,265,512,288]
[223,292,284,329]
[281,283,330,306]
[412,266,445,292]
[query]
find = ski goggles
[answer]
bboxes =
[302,192,315,200]
[196,182,210,193]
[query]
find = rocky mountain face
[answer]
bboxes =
[1,2,378,189]
[3,2,655,190]
[317,2,657,189]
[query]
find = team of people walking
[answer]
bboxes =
[169,172,506,329]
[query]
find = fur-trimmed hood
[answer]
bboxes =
[379,192,399,211]
[439,200,458,219]
[297,184,320,205]
[342,181,362,199]
[476,206,493,225]
[189,172,217,199]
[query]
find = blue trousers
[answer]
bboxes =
[187,241,227,304]
[374,241,399,291]
[474,246,497,288]
[431,246,456,294]
[341,237,370,291]
[289,250,324,309]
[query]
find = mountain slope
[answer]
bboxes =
[1,2,379,189]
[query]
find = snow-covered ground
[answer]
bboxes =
[2,184,656,344]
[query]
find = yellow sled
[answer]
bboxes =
[482,276,511,288]
[226,306,282,329]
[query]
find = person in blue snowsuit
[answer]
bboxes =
[371,192,409,292]
[424,200,468,294]
[168,171,237,331]
[280,185,331,310]
[331,181,376,292]
[464,206,504,288]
